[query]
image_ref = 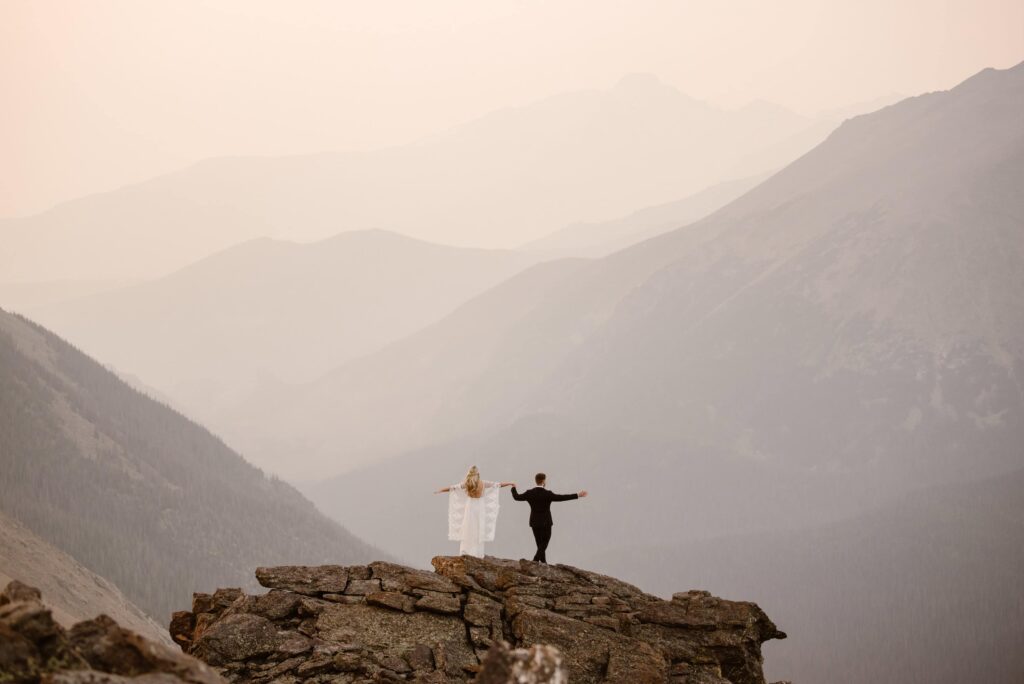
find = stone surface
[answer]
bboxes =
[415,593,462,614]
[254,565,349,595]
[0,579,43,606]
[475,642,566,684]
[171,557,785,683]
[0,580,223,684]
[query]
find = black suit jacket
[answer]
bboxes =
[511,486,578,527]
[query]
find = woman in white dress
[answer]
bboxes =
[435,466,515,558]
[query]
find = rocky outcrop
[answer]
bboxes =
[170,557,785,683]
[0,580,222,684]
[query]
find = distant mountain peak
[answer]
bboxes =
[610,72,701,104]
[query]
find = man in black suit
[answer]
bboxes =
[511,473,588,563]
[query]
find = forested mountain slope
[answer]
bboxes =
[0,309,383,622]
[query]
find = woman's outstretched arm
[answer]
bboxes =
[435,486,452,494]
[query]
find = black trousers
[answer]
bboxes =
[531,525,552,563]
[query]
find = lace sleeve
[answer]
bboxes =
[448,484,467,540]
[483,484,500,542]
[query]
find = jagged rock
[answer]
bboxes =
[172,556,785,683]
[0,580,223,684]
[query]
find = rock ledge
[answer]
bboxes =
[170,556,785,683]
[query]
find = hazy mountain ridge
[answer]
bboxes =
[522,174,770,257]
[0,279,140,313]
[0,308,384,622]
[233,63,1024,483]
[24,230,543,427]
[0,75,838,283]
[218,257,596,474]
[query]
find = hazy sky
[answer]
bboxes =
[2,0,1021,219]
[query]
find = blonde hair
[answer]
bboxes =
[463,466,483,498]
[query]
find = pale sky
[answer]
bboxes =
[2,0,1022,219]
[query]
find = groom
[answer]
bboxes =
[511,473,588,563]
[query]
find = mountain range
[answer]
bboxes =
[0,74,845,285]
[226,63,1024,485]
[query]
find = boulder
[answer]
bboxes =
[190,613,286,664]
[254,566,349,595]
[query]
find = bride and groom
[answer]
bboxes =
[435,466,588,563]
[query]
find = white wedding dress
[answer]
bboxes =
[447,480,500,557]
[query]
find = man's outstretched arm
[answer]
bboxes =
[552,490,588,502]
[511,485,526,501]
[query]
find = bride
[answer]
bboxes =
[435,466,514,557]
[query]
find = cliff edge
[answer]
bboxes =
[170,556,786,683]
